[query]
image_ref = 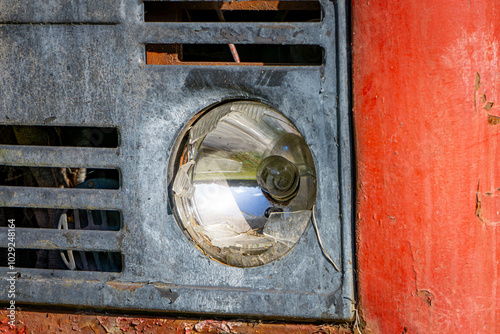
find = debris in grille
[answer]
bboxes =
[56,178,120,271]
[0,181,122,272]
[0,125,121,272]
[146,44,323,66]
[144,1,321,22]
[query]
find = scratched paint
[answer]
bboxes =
[353,0,500,332]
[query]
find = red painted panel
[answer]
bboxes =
[353,0,500,332]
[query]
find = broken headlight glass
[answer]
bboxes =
[169,100,316,267]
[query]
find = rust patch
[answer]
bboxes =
[476,180,486,224]
[220,1,320,11]
[146,44,264,66]
[106,281,144,292]
[481,94,487,103]
[1,310,353,333]
[477,190,500,226]
[484,102,494,111]
[194,320,234,333]
[487,114,500,125]
[168,1,320,12]
[417,290,434,306]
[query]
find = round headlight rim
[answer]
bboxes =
[167,98,317,268]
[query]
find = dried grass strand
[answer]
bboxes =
[312,204,340,271]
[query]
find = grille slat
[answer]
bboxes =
[0,187,121,210]
[0,228,121,252]
[0,146,121,168]
[0,267,118,281]
[139,22,326,45]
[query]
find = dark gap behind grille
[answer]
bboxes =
[146,44,323,66]
[0,248,122,272]
[0,207,121,230]
[0,125,119,148]
[144,1,321,22]
[0,166,119,189]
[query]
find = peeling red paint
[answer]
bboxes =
[488,114,500,125]
[353,0,500,332]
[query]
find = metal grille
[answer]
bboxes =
[0,0,353,320]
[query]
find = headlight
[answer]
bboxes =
[169,100,316,267]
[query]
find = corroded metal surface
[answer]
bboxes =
[0,0,353,320]
[0,0,122,23]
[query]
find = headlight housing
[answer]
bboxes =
[169,100,317,267]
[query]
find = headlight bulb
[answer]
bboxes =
[256,155,299,202]
[169,100,317,267]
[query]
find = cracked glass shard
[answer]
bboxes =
[189,103,232,144]
[263,211,312,247]
[172,161,194,198]
[169,100,317,267]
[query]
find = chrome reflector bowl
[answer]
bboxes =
[169,100,316,267]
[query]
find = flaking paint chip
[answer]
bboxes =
[487,114,500,125]
[484,102,494,111]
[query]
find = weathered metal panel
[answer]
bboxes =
[0,26,131,124]
[0,0,353,321]
[0,0,123,23]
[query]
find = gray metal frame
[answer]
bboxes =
[0,0,353,320]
